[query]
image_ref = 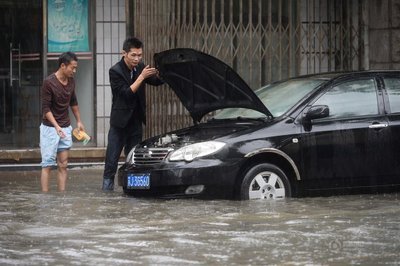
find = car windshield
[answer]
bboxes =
[214,78,327,119]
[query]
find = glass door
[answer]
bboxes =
[0,0,43,148]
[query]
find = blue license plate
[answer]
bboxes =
[127,173,150,189]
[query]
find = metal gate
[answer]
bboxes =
[131,0,364,138]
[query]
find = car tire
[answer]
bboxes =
[240,163,292,200]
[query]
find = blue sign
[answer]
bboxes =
[47,0,89,52]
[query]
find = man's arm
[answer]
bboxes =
[44,111,66,138]
[145,69,164,86]
[109,66,134,98]
[71,105,85,132]
[130,65,160,93]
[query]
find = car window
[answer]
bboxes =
[313,78,378,119]
[383,77,400,113]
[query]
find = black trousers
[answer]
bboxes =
[103,118,142,180]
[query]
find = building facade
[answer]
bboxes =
[0,0,399,150]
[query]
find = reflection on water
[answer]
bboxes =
[0,168,399,265]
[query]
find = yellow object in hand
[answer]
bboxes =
[73,128,91,145]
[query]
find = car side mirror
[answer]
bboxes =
[302,105,329,132]
[303,105,330,121]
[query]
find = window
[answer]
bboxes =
[313,78,378,119]
[384,78,400,113]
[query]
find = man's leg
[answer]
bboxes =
[57,150,69,192]
[103,126,124,191]
[55,126,72,192]
[39,123,58,192]
[41,167,52,192]
[124,119,142,156]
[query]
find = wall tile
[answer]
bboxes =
[111,3,119,21]
[96,117,105,146]
[104,54,112,85]
[104,85,112,117]
[392,0,400,27]
[370,29,390,62]
[103,23,112,53]
[369,0,389,29]
[104,118,110,146]
[119,0,126,21]
[392,29,400,62]
[96,54,104,85]
[96,0,103,20]
[119,24,126,44]
[103,0,111,21]
[96,23,104,53]
[96,86,104,117]
[112,54,120,65]
[111,23,120,53]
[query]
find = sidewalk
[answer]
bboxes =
[0,147,116,170]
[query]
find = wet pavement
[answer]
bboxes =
[0,167,399,265]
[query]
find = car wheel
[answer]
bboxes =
[240,163,291,200]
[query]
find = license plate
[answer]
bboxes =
[127,173,150,189]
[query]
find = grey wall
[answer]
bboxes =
[369,0,400,69]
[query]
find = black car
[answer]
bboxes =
[118,48,400,200]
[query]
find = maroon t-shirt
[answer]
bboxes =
[41,73,78,127]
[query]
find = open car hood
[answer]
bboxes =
[154,48,272,122]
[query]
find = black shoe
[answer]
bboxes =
[102,178,114,191]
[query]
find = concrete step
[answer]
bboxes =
[0,147,111,164]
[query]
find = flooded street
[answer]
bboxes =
[0,167,399,265]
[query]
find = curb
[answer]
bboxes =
[0,147,109,164]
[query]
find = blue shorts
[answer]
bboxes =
[40,124,73,168]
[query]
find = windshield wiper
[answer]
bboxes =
[236,116,271,122]
[208,117,270,123]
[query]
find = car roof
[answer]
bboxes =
[295,70,400,81]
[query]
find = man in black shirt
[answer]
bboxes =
[102,37,163,191]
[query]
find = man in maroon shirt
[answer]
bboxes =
[40,52,85,192]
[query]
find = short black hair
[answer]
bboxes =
[58,52,78,67]
[123,37,143,52]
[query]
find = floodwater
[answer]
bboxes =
[0,167,399,266]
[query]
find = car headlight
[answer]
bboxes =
[126,146,136,163]
[169,141,225,162]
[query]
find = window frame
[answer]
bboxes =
[382,76,400,115]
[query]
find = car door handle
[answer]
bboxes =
[368,123,388,129]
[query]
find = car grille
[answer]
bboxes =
[133,148,173,165]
